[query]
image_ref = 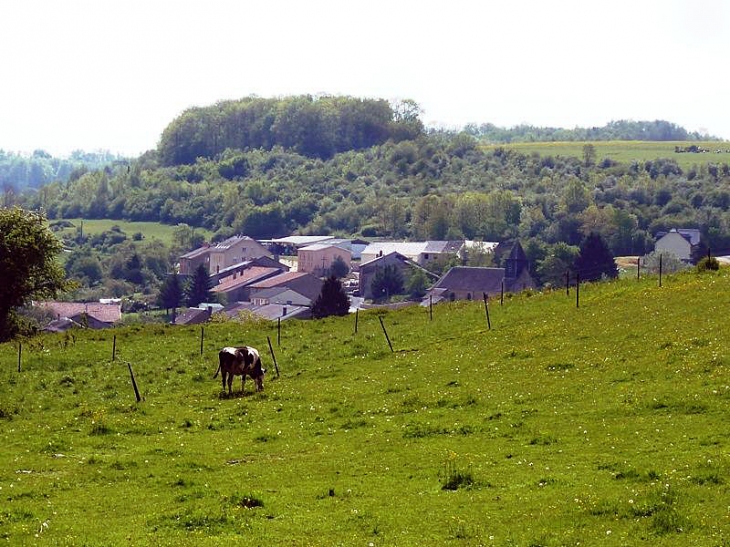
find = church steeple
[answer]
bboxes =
[504,241,528,279]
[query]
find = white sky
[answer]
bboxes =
[1,0,728,157]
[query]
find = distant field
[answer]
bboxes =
[481,140,730,169]
[53,219,213,245]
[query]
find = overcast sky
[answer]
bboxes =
[1,0,728,157]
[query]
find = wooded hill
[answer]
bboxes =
[10,96,730,292]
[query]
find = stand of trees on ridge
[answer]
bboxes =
[464,119,717,143]
[0,149,126,193]
[4,95,730,299]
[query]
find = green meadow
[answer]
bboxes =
[52,219,213,246]
[482,141,730,170]
[1,269,729,545]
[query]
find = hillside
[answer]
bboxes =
[1,268,729,545]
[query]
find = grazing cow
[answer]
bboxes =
[214,346,266,394]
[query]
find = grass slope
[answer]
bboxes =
[482,140,730,169]
[1,270,729,545]
[54,219,212,246]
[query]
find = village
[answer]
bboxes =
[33,226,715,332]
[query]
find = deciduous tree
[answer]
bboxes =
[0,207,73,340]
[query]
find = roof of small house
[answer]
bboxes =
[252,287,312,306]
[250,303,310,321]
[432,266,507,295]
[68,313,113,329]
[423,240,465,254]
[248,271,324,301]
[36,301,122,324]
[174,308,211,325]
[180,244,211,260]
[268,235,334,247]
[656,228,701,246]
[43,317,83,333]
[362,241,428,258]
[211,267,281,293]
[212,235,257,251]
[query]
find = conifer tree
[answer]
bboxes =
[573,232,618,281]
[312,275,350,318]
[158,273,185,314]
[187,263,213,307]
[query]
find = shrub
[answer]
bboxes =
[696,256,720,272]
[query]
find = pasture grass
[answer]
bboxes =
[52,218,213,246]
[1,268,730,545]
[482,140,730,169]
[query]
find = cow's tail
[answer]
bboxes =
[213,364,221,378]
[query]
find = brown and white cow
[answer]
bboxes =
[214,346,266,394]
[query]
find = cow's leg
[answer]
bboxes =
[221,370,227,392]
[227,371,233,395]
[255,376,263,392]
[241,374,246,393]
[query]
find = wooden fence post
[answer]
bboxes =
[429,295,433,321]
[112,335,117,361]
[637,257,640,281]
[200,327,204,356]
[354,308,359,334]
[565,270,570,296]
[266,336,280,378]
[576,273,580,308]
[659,254,663,287]
[127,362,142,402]
[500,279,504,306]
[378,316,394,352]
[277,317,281,346]
[17,342,22,373]
[483,293,491,330]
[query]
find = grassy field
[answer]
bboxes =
[52,219,213,246]
[1,269,729,545]
[481,140,730,170]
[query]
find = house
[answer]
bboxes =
[654,228,701,262]
[250,287,312,308]
[358,251,438,300]
[246,303,310,321]
[210,266,283,303]
[179,236,272,276]
[248,271,324,302]
[173,307,212,325]
[360,241,464,267]
[43,317,83,333]
[424,241,536,303]
[35,301,122,326]
[263,235,335,256]
[297,244,352,276]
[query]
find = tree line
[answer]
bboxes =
[0,149,125,194]
[6,96,730,291]
[463,119,717,143]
